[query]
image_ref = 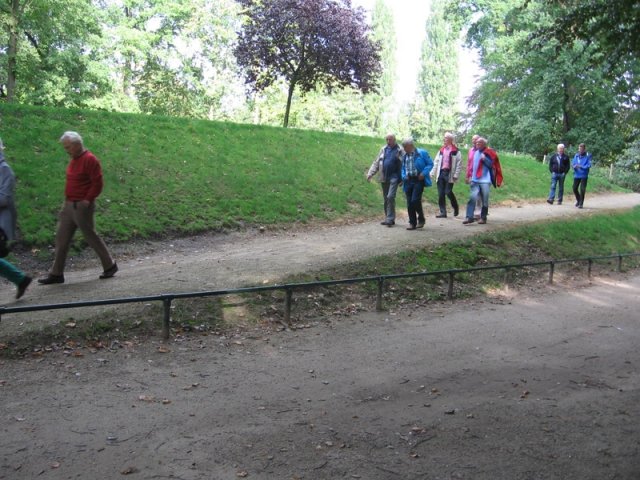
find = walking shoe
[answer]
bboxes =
[575,201,580,207]
[462,218,475,225]
[386,221,395,227]
[578,204,583,209]
[453,207,459,217]
[38,274,65,285]
[435,214,447,218]
[99,263,118,279]
[16,276,32,299]
[478,218,487,224]
[546,199,553,205]
[557,201,562,205]
[417,221,425,228]
[406,225,417,230]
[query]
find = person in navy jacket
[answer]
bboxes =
[400,138,433,230]
[546,143,571,205]
[572,143,592,209]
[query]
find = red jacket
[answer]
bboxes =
[64,150,104,202]
[467,147,503,187]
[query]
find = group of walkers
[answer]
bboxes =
[0,132,117,300]
[0,130,594,301]
[367,133,502,229]
[546,142,592,208]
[367,133,593,230]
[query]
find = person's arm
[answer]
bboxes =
[420,151,433,180]
[366,148,383,180]
[0,166,14,208]
[84,156,104,202]
[549,155,554,173]
[451,150,462,181]
[584,154,592,169]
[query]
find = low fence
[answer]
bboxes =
[1,253,638,339]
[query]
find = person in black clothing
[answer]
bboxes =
[546,143,571,205]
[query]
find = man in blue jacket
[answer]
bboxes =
[572,143,591,208]
[401,138,433,230]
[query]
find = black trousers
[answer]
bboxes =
[572,177,588,206]
[436,170,459,216]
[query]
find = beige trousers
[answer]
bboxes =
[50,200,114,275]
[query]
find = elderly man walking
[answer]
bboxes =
[463,137,498,225]
[367,134,404,227]
[38,131,117,284]
[431,132,462,218]
[546,143,570,205]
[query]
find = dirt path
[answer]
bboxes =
[1,272,639,479]
[1,193,639,338]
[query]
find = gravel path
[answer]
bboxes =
[1,192,639,338]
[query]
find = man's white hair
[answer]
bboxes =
[402,137,415,146]
[60,131,84,146]
[557,143,565,149]
[444,132,455,140]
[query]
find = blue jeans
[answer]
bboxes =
[466,182,490,220]
[381,177,400,222]
[404,178,425,226]
[0,258,26,286]
[548,172,566,202]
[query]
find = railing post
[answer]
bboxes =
[376,277,384,312]
[503,267,511,285]
[549,261,555,284]
[284,288,293,325]
[448,272,455,301]
[162,297,172,340]
[587,258,593,279]
[617,255,623,272]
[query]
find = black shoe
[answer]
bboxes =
[462,218,475,225]
[417,221,425,228]
[478,218,487,224]
[557,201,562,205]
[546,199,553,205]
[435,214,447,218]
[575,201,580,207]
[387,221,395,227]
[16,276,32,299]
[380,221,389,225]
[406,225,417,230]
[453,207,459,217]
[99,263,118,279]
[578,204,583,209]
[38,274,65,285]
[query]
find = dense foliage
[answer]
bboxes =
[452,0,639,166]
[234,0,381,127]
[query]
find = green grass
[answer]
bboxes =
[0,103,625,246]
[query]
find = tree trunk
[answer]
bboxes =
[5,0,21,102]
[283,78,296,128]
[562,78,571,134]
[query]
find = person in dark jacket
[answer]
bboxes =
[366,134,404,227]
[546,143,571,205]
[0,138,32,299]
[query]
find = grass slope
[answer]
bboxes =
[0,103,624,247]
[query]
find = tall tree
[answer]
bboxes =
[363,0,397,134]
[234,0,381,128]
[0,0,105,104]
[411,0,460,142]
[453,0,635,160]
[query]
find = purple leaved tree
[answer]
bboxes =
[234,0,382,127]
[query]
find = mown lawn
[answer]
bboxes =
[0,103,624,246]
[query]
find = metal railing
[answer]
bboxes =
[1,252,638,339]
